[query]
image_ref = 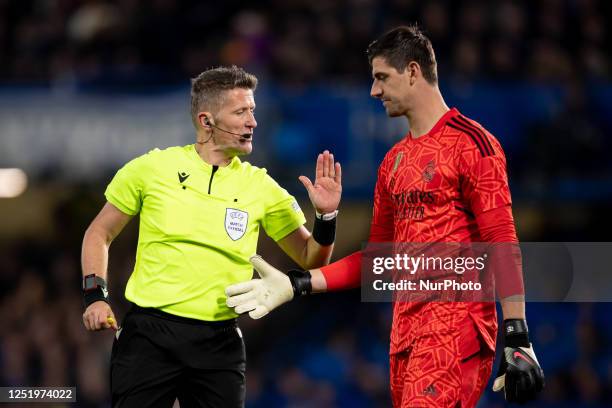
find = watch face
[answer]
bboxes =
[84,275,97,291]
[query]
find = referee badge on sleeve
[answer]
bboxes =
[291,201,301,213]
[225,208,248,241]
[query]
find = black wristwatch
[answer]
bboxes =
[82,274,109,307]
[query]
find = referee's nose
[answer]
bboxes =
[246,111,257,130]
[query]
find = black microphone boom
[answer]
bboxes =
[210,123,252,139]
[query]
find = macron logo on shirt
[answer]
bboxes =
[178,171,190,183]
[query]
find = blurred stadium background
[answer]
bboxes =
[0,0,611,407]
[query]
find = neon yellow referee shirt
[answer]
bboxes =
[105,144,306,321]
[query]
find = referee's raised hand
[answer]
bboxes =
[83,301,118,331]
[299,150,342,214]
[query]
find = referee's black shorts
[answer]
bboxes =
[110,305,245,408]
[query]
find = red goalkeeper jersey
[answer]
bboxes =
[370,108,511,355]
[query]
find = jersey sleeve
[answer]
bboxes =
[476,206,524,298]
[104,151,154,215]
[320,251,362,291]
[458,136,512,216]
[260,173,306,242]
[369,156,395,242]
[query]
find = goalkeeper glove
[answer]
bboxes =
[493,319,545,404]
[225,255,312,319]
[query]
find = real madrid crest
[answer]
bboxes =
[422,160,436,183]
[225,208,248,240]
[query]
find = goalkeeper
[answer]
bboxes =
[226,26,544,407]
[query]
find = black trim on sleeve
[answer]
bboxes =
[447,121,487,157]
[456,115,495,156]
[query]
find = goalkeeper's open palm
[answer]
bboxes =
[225,255,294,319]
[299,150,342,214]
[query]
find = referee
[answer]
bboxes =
[81,66,342,407]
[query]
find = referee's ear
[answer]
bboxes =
[198,112,212,128]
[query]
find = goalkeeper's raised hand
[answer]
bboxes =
[493,319,545,404]
[225,255,312,319]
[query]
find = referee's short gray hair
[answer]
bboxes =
[190,66,258,129]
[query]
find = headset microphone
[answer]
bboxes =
[205,117,252,139]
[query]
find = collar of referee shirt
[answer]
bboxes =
[190,144,242,171]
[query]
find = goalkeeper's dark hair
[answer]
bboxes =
[190,65,258,129]
[367,24,438,85]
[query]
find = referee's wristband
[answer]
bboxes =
[313,210,338,246]
[83,288,109,308]
[82,274,109,308]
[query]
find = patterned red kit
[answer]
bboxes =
[369,108,512,407]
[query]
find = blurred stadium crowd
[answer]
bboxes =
[0,0,611,407]
[0,0,609,84]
